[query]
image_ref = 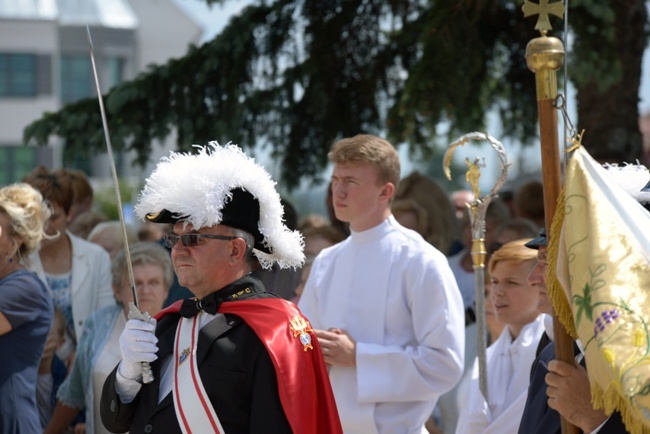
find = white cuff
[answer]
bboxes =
[587,416,609,434]
[115,362,143,404]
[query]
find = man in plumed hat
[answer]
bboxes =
[100,143,342,433]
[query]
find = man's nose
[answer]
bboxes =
[528,264,542,285]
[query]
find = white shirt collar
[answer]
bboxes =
[349,216,394,244]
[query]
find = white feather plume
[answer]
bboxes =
[135,142,304,269]
[602,162,650,204]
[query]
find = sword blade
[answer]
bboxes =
[86,26,138,307]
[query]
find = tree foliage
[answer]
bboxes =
[23,0,649,189]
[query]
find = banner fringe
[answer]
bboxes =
[547,186,579,339]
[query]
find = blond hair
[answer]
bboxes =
[0,183,53,261]
[488,238,536,274]
[328,134,401,188]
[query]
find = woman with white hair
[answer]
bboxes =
[87,220,138,259]
[0,183,54,434]
[45,242,173,434]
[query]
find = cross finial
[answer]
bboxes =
[522,0,565,35]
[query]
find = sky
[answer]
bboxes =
[173,0,650,196]
[174,0,251,42]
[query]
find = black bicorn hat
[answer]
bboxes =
[136,143,304,269]
[145,188,268,253]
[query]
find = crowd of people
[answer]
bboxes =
[0,133,641,433]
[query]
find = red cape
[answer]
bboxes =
[156,298,342,434]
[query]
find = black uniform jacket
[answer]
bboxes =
[100,276,292,434]
[518,340,628,434]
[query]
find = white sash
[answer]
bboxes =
[173,315,225,434]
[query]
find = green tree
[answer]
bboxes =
[93,179,138,220]
[570,0,648,162]
[23,0,649,189]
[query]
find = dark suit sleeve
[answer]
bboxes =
[597,411,629,433]
[518,343,559,434]
[100,365,140,433]
[249,342,292,433]
[196,315,292,433]
[519,340,631,434]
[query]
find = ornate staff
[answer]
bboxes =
[86,26,154,383]
[522,3,578,433]
[443,132,509,401]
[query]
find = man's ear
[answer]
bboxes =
[230,238,248,264]
[379,182,395,202]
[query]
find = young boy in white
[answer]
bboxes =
[456,239,545,434]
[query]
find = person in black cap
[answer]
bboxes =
[518,229,627,433]
[100,143,342,434]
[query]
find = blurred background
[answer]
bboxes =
[0,0,649,220]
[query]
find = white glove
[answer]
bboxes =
[118,318,158,382]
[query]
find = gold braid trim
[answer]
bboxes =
[546,185,579,339]
[591,383,650,434]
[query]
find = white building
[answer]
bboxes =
[0,0,203,184]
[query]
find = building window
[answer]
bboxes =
[0,53,37,97]
[60,55,92,103]
[0,147,48,184]
[107,57,126,88]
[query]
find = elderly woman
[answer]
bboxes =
[455,239,546,434]
[0,183,54,434]
[44,242,173,434]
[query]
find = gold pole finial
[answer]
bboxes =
[522,0,565,35]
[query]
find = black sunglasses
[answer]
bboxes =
[163,233,236,248]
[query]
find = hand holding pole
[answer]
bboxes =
[522,2,578,432]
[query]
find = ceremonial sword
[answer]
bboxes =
[86,26,154,384]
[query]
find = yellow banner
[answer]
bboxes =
[549,147,650,434]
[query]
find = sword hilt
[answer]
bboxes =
[128,302,154,384]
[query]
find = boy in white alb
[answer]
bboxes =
[299,134,465,434]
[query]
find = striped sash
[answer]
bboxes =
[173,315,225,434]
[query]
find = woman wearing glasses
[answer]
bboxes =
[45,242,172,434]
